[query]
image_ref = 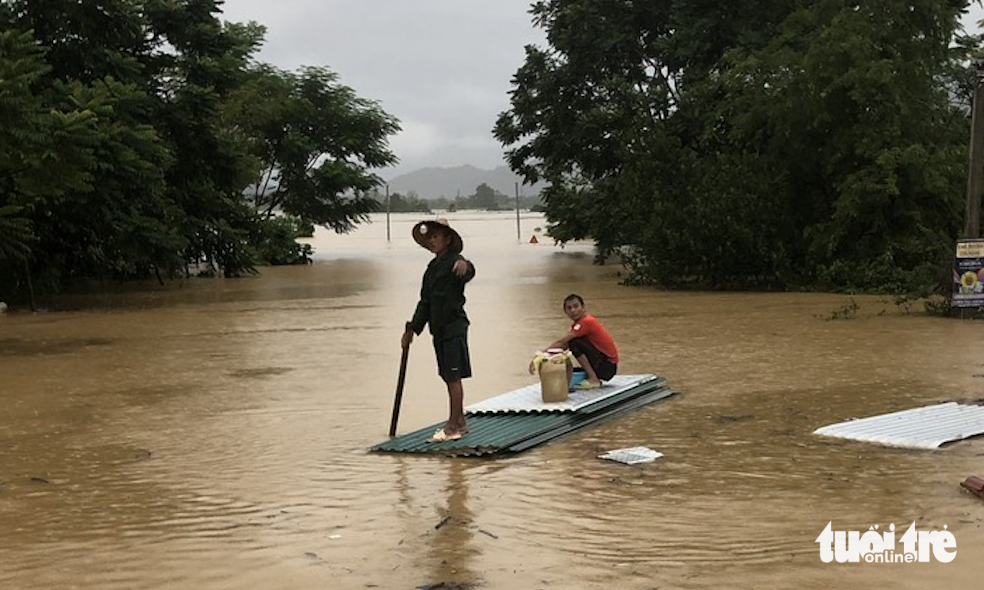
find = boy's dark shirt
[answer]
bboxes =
[410,251,475,340]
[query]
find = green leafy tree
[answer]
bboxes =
[3,0,277,282]
[496,0,973,291]
[249,215,313,266]
[381,190,432,213]
[228,64,400,233]
[0,1,214,283]
[472,183,499,209]
[1,0,403,294]
[144,0,266,277]
[726,0,968,290]
[0,28,100,210]
[0,206,33,263]
[0,27,104,296]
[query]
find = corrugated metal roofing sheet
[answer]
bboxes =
[371,376,675,457]
[465,374,661,415]
[504,387,674,454]
[813,402,984,450]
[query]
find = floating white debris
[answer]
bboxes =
[598,446,663,465]
[814,402,984,450]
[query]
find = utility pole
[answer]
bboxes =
[385,184,391,242]
[965,60,984,238]
[515,182,521,241]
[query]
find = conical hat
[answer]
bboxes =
[411,218,463,253]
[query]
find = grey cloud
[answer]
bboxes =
[220,0,545,177]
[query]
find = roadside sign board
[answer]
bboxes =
[953,239,984,308]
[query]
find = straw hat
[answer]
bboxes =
[412,218,463,253]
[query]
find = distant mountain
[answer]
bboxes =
[385,165,547,200]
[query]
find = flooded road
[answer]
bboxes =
[1,211,983,589]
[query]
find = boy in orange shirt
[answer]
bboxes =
[544,294,618,389]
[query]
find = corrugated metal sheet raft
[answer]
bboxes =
[371,374,674,457]
[465,374,661,414]
[813,402,984,450]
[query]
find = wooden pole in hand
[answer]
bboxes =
[389,322,413,437]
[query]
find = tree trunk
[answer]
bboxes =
[24,260,36,312]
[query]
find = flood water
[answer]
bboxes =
[1,211,983,589]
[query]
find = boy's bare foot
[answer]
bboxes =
[427,426,468,443]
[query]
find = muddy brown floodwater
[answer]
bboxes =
[1,211,983,589]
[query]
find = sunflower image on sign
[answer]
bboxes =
[959,270,982,294]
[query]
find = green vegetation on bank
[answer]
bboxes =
[0,0,397,303]
[372,182,544,213]
[495,0,983,299]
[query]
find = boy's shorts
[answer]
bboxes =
[568,337,617,381]
[434,334,472,383]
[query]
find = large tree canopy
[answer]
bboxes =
[0,0,399,300]
[496,0,977,292]
[227,65,399,233]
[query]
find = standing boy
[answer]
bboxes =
[402,218,476,442]
[545,294,618,389]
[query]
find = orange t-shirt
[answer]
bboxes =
[571,314,618,364]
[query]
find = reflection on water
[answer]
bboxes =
[1,211,983,589]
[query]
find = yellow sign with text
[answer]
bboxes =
[956,241,984,258]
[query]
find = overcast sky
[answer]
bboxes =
[217,2,984,180]
[219,0,546,179]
